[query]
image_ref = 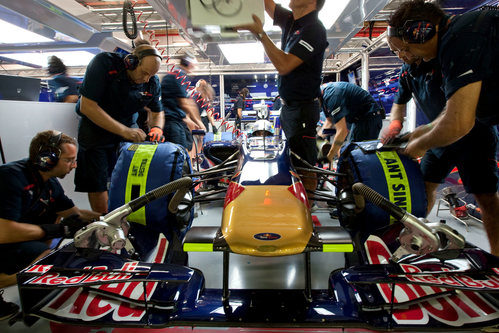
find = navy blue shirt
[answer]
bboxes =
[394,60,446,122]
[274,5,328,102]
[48,74,79,102]
[231,95,245,118]
[0,159,74,225]
[321,82,381,124]
[76,52,162,147]
[438,10,499,124]
[161,68,189,122]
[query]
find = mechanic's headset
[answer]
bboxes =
[387,20,436,44]
[35,132,62,171]
[124,47,162,70]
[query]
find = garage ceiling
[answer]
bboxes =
[0,0,496,78]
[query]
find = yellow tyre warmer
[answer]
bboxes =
[108,142,193,244]
[337,141,427,237]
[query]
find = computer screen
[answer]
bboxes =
[0,74,41,101]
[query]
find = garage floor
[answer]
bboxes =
[0,197,490,332]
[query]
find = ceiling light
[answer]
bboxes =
[0,19,53,43]
[272,0,349,29]
[219,43,264,64]
[2,51,96,67]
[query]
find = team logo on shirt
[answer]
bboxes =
[298,40,314,52]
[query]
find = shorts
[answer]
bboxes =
[75,144,118,192]
[0,241,49,274]
[349,115,383,142]
[420,122,498,194]
[164,119,193,151]
[280,100,320,166]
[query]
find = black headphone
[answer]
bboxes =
[35,132,62,171]
[124,47,162,70]
[387,20,436,44]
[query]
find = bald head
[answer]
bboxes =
[128,46,162,84]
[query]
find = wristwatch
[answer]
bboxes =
[255,31,266,41]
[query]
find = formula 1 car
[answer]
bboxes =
[13,136,499,332]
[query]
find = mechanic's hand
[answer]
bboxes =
[123,127,147,142]
[212,126,218,134]
[402,137,428,160]
[40,215,88,240]
[234,14,264,35]
[147,126,165,142]
[60,214,89,238]
[380,120,402,144]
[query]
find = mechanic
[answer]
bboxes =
[47,55,79,103]
[231,88,249,131]
[235,0,327,194]
[161,53,206,159]
[381,50,498,220]
[0,130,101,288]
[319,81,384,161]
[194,79,217,133]
[387,0,499,255]
[75,40,165,214]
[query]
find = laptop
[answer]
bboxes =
[0,74,41,101]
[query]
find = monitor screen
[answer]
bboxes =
[0,74,40,101]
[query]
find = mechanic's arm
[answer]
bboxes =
[237,108,243,120]
[64,95,79,103]
[264,0,276,18]
[148,109,164,129]
[380,103,406,143]
[79,96,146,142]
[0,217,45,244]
[235,15,303,76]
[404,82,480,158]
[326,117,349,162]
[180,97,206,131]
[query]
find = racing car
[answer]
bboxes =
[12,129,499,331]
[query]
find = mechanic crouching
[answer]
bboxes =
[0,131,101,288]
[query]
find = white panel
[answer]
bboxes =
[0,100,90,209]
[189,0,264,27]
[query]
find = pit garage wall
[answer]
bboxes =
[0,100,90,209]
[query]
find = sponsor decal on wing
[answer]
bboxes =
[365,235,499,326]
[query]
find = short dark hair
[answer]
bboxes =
[29,130,76,164]
[389,0,445,28]
[47,56,66,75]
[240,88,249,98]
[316,0,325,11]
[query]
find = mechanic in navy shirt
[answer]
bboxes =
[388,0,499,255]
[161,54,205,155]
[231,88,249,131]
[319,81,384,161]
[0,130,100,287]
[382,49,498,221]
[47,55,79,103]
[75,41,165,214]
[235,0,327,194]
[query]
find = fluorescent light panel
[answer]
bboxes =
[2,51,96,67]
[0,19,53,43]
[272,0,349,29]
[219,43,264,64]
